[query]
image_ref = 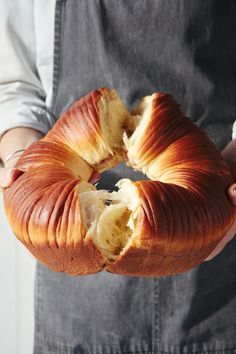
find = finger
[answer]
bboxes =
[0,152,21,188]
[204,236,234,261]
[4,151,23,168]
[88,170,101,184]
[0,167,22,188]
[226,183,236,206]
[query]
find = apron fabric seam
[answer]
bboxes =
[34,262,43,351]
[152,277,155,352]
[154,277,161,352]
[50,0,64,116]
[34,340,236,354]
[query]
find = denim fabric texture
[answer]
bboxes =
[34,1,236,353]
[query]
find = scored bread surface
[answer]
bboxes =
[3,88,236,276]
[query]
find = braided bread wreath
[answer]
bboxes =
[3,88,236,276]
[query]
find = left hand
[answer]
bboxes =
[204,139,236,261]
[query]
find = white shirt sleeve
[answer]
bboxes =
[0,0,56,140]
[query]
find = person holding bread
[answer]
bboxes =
[1,1,236,353]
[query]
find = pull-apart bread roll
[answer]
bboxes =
[3,88,236,276]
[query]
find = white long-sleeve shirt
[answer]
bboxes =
[0,0,56,139]
[1,0,236,141]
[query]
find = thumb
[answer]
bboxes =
[0,167,22,189]
[226,183,236,207]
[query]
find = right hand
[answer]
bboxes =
[0,127,43,192]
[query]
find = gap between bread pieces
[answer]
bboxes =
[75,90,152,265]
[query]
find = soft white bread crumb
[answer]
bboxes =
[123,96,153,175]
[94,89,131,172]
[99,89,131,151]
[77,178,141,262]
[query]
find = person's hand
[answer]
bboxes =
[204,139,236,261]
[0,127,43,192]
[0,127,43,260]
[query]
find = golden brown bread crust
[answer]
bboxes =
[46,89,105,152]
[105,177,233,276]
[16,139,94,181]
[46,87,129,171]
[4,165,105,275]
[3,87,129,276]
[104,93,235,276]
[125,93,232,179]
[3,88,236,276]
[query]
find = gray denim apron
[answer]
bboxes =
[34,1,236,353]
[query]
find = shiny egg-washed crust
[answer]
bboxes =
[105,174,234,276]
[105,93,235,276]
[3,88,236,276]
[46,87,129,171]
[4,165,105,275]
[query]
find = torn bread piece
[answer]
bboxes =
[94,89,131,172]
[77,178,141,262]
[123,95,154,173]
[123,96,152,149]
[75,95,153,263]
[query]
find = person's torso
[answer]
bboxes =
[34,2,236,354]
